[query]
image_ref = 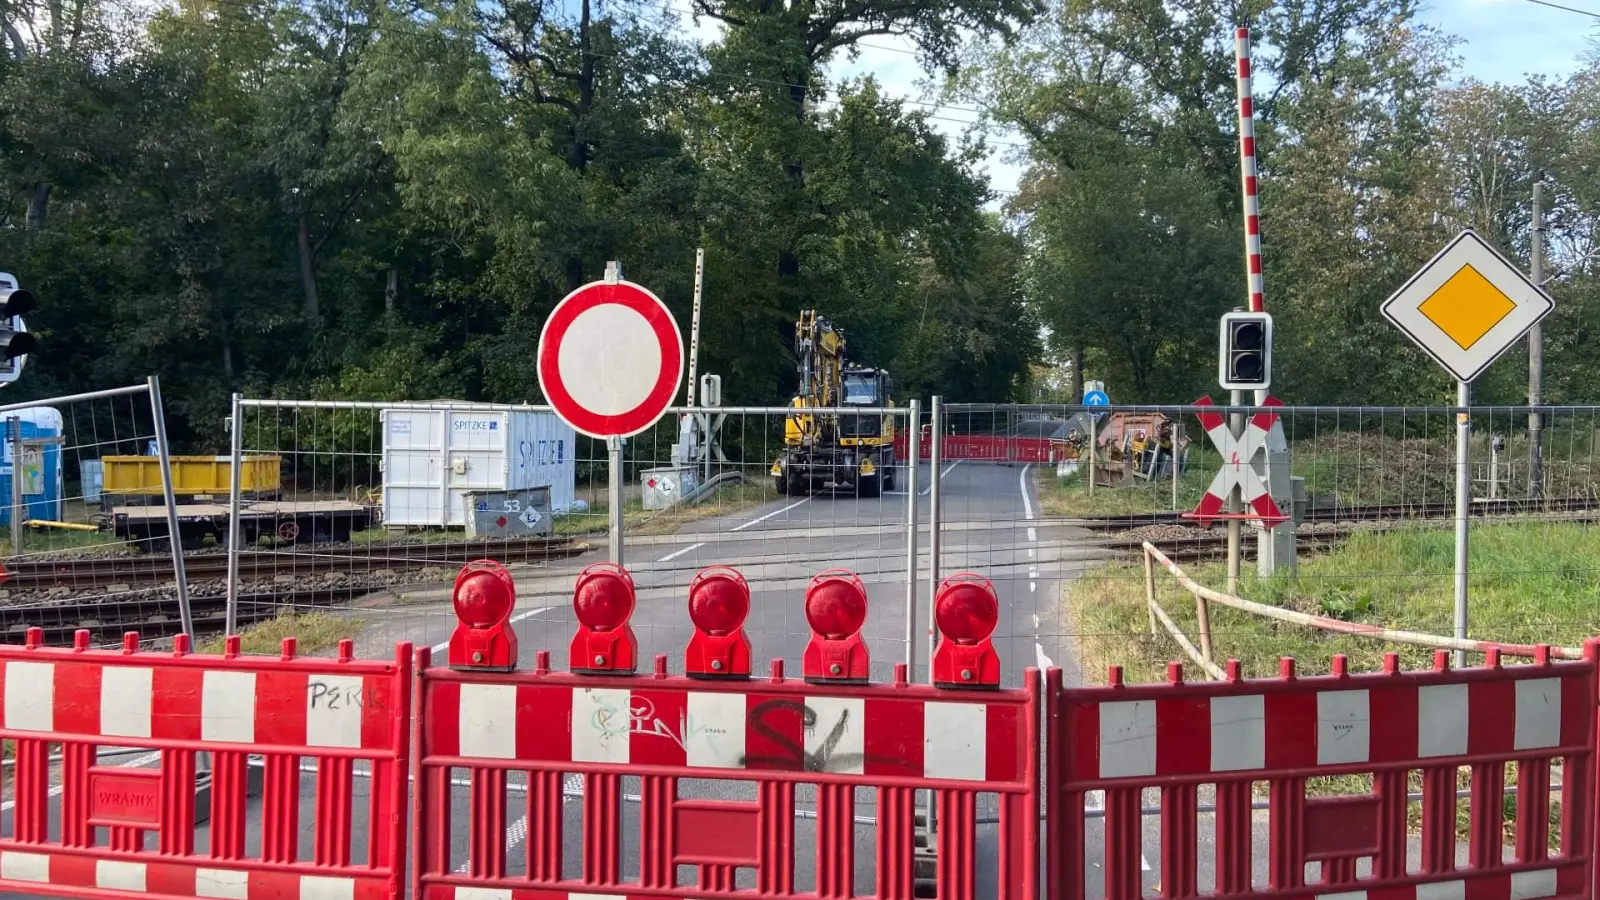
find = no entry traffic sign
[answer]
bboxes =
[538,276,684,439]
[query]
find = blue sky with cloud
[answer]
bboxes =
[812,0,1600,199]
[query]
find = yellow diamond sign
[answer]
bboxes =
[1416,264,1515,350]
[1382,230,1554,383]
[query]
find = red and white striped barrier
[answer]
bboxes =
[0,629,412,900]
[1049,648,1598,900]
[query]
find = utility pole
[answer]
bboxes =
[1529,181,1545,500]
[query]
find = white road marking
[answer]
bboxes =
[1035,642,1054,669]
[731,497,810,532]
[1027,526,1037,542]
[1019,463,1035,520]
[1032,614,1040,629]
[657,541,706,563]
[919,460,963,496]
[430,606,555,655]
[1030,583,1037,593]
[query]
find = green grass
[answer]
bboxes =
[1037,461,1217,518]
[1069,520,1600,684]
[552,479,779,537]
[197,611,360,656]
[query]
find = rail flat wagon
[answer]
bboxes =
[109,500,376,551]
[100,455,282,507]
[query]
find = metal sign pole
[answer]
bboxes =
[1226,391,1243,595]
[687,248,704,406]
[1454,381,1471,667]
[609,436,625,565]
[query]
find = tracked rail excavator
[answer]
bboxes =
[770,310,897,497]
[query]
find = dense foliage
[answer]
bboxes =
[977,1,1600,406]
[1,0,1593,446]
[0,0,1041,444]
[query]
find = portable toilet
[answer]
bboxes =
[0,407,63,524]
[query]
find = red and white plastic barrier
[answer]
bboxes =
[1049,647,1597,900]
[0,629,412,900]
[413,562,1039,900]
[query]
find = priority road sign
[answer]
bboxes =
[1381,229,1553,383]
[537,275,684,439]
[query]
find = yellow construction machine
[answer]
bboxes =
[770,310,897,497]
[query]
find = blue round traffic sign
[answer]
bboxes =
[1083,390,1110,407]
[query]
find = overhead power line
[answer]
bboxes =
[1519,0,1600,18]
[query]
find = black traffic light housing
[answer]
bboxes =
[1219,310,1272,391]
[0,287,37,369]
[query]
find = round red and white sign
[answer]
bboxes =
[537,279,684,439]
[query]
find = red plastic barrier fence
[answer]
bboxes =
[892,434,1055,463]
[412,563,1040,900]
[1048,647,1598,900]
[0,628,412,900]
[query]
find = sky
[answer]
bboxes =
[806,0,1600,203]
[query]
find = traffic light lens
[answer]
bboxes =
[0,288,34,318]
[1232,322,1264,349]
[0,333,36,361]
[1233,354,1263,381]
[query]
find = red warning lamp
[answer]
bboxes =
[569,562,638,675]
[932,572,1000,688]
[448,560,519,672]
[802,568,869,684]
[684,566,752,679]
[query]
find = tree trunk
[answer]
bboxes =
[24,184,49,232]
[385,268,397,314]
[1071,344,1084,401]
[297,216,321,322]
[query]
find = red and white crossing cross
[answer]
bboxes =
[1187,394,1289,528]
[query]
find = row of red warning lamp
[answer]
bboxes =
[448,559,1006,687]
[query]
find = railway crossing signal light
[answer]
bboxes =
[1219,310,1272,391]
[447,560,519,671]
[0,282,36,381]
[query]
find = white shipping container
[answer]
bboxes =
[380,404,576,527]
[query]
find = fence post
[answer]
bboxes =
[8,415,20,558]
[225,392,244,636]
[926,395,943,676]
[1194,590,1215,663]
[1144,546,1158,637]
[147,375,194,637]
[904,400,920,673]
[1087,414,1097,496]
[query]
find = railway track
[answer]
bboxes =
[2,536,594,593]
[0,584,382,645]
[1067,495,1600,531]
